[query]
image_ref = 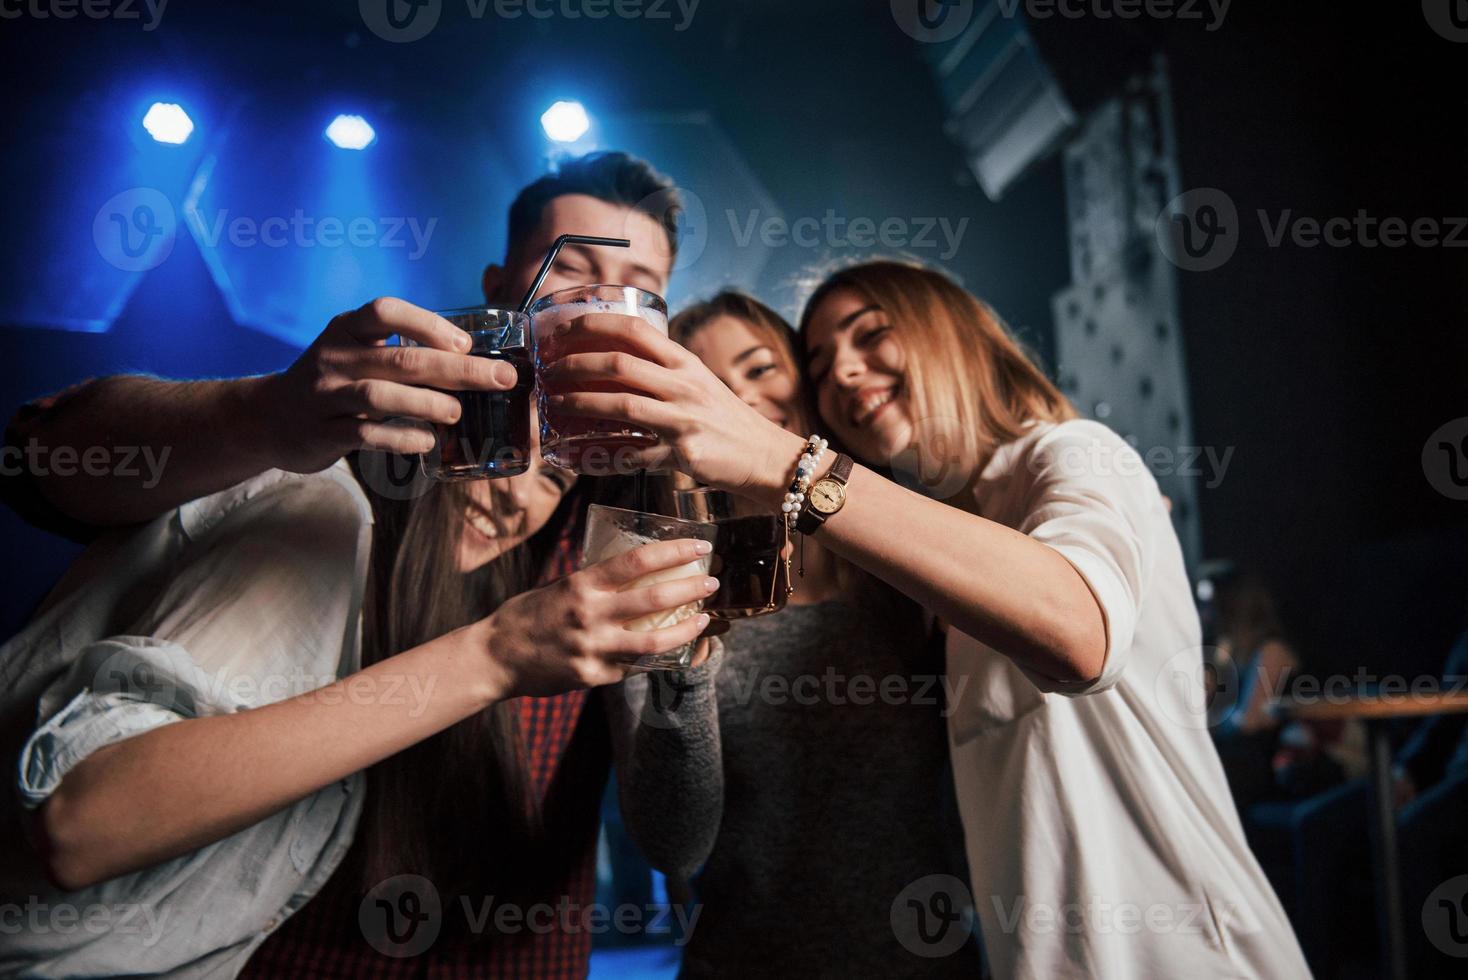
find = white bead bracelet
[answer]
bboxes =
[782,434,828,530]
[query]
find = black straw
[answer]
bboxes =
[517,234,630,313]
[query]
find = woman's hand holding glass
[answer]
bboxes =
[539,315,805,499]
[475,537,718,698]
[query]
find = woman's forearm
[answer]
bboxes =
[751,431,1105,683]
[605,662,725,880]
[36,622,502,891]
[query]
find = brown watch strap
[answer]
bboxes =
[795,453,853,535]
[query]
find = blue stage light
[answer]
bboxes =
[325,114,376,150]
[540,101,590,143]
[142,103,194,145]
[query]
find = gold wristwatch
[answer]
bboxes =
[795,453,853,534]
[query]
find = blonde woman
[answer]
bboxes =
[542,260,1311,978]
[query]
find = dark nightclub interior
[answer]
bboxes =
[1,2,1465,978]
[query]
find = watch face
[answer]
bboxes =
[810,479,846,514]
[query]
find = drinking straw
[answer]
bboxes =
[517,234,631,313]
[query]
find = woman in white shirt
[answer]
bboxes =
[541,259,1312,978]
[1,450,716,978]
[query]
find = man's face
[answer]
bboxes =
[484,193,672,307]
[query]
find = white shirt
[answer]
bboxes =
[945,420,1310,978]
[1,463,373,978]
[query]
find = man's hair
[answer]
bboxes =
[506,151,682,261]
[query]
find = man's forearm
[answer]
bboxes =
[14,374,281,528]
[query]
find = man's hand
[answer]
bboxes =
[255,297,520,474]
[5,297,523,531]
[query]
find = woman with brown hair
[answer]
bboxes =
[609,291,976,975]
[4,442,716,977]
[544,260,1311,977]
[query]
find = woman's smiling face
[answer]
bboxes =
[455,428,576,572]
[802,288,912,464]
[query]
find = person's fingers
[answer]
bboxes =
[583,538,713,590]
[546,391,679,433]
[357,343,517,391]
[337,418,437,456]
[342,297,472,351]
[554,312,688,368]
[540,351,680,400]
[699,618,731,639]
[603,612,712,659]
[330,378,463,426]
[603,572,718,622]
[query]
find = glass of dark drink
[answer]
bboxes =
[530,284,669,475]
[409,307,532,481]
[673,487,789,620]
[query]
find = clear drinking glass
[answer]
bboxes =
[531,284,669,475]
[406,307,533,481]
[673,488,789,620]
[581,504,718,671]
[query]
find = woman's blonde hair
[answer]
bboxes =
[798,259,1076,484]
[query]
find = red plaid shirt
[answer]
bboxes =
[241,528,609,979]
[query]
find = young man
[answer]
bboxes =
[1,152,692,978]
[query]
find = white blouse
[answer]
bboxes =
[0,463,373,978]
[945,420,1310,978]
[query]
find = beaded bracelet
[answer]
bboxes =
[781,434,829,531]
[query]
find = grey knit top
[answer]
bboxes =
[608,593,979,977]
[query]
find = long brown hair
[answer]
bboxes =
[345,456,584,909]
[799,260,1075,487]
